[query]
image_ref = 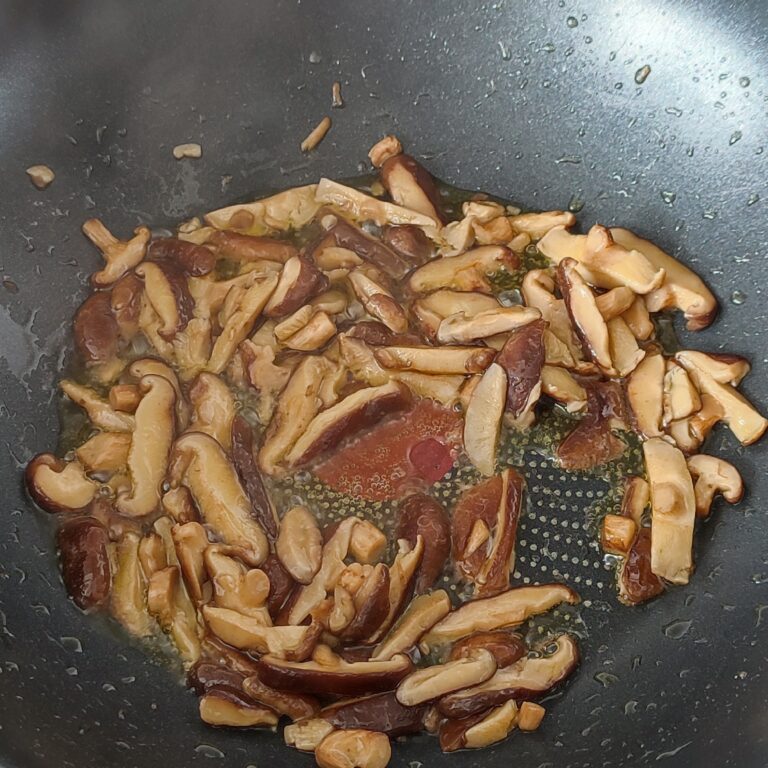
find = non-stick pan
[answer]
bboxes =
[1,1,767,766]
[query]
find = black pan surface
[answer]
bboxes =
[1,1,767,766]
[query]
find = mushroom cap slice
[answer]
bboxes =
[687,454,744,517]
[376,345,495,375]
[627,353,665,438]
[256,654,414,696]
[408,246,518,294]
[643,437,696,584]
[437,306,541,344]
[424,584,579,645]
[25,454,98,514]
[320,691,426,737]
[464,363,507,476]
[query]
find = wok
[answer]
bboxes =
[1,0,767,766]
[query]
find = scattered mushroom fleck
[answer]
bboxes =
[26,164,55,189]
[25,134,766,768]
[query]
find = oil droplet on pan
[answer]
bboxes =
[663,619,692,639]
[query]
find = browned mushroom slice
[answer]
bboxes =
[203,606,319,659]
[558,258,612,371]
[622,296,655,340]
[411,290,501,341]
[284,719,336,751]
[595,286,636,320]
[199,689,279,727]
[627,353,665,438]
[241,674,319,721]
[147,566,201,664]
[618,528,664,605]
[448,630,527,669]
[139,532,167,580]
[686,454,744,518]
[395,494,451,593]
[129,357,189,428]
[382,224,434,264]
[25,454,98,513]
[169,432,268,563]
[316,178,438,229]
[116,375,176,518]
[257,653,414,696]
[73,291,120,366]
[408,246,519,294]
[643,437,696,584]
[320,691,426,737]
[284,381,412,467]
[376,345,495,375]
[662,361,701,426]
[187,372,236,450]
[239,341,293,424]
[540,366,587,412]
[600,514,637,555]
[508,211,575,240]
[83,219,151,287]
[452,469,523,598]
[259,356,331,475]
[437,306,540,344]
[208,230,298,263]
[262,555,297,619]
[676,350,768,445]
[111,531,154,637]
[135,260,194,340]
[611,227,718,330]
[463,363,507,476]
[439,700,519,752]
[347,270,409,333]
[205,185,320,231]
[348,520,388,565]
[59,380,135,432]
[171,522,209,602]
[148,237,216,276]
[204,546,271,620]
[380,154,445,223]
[425,584,578,646]
[276,506,323,585]
[264,255,328,318]
[438,634,579,719]
[314,246,365,271]
[496,318,546,418]
[372,590,451,661]
[341,564,391,642]
[314,729,392,768]
[57,516,112,610]
[607,317,645,376]
[620,476,650,526]
[207,273,279,374]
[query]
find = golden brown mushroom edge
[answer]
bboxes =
[24,135,766,767]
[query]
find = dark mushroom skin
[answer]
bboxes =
[155,259,196,339]
[341,565,391,642]
[57,516,112,611]
[261,555,297,619]
[346,321,422,347]
[149,237,216,276]
[449,631,527,669]
[380,154,447,224]
[320,692,427,737]
[256,655,414,697]
[110,272,144,341]
[188,662,249,697]
[382,225,434,265]
[73,290,120,364]
[438,710,488,752]
[231,417,279,540]
[25,455,91,515]
[242,674,320,720]
[314,217,410,278]
[619,528,665,605]
[200,636,261,676]
[395,493,451,594]
[209,230,298,263]
[264,255,328,318]
[495,319,546,417]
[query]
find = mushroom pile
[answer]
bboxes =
[26,135,765,765]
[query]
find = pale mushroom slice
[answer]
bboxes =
[375,345,495,375]
[264,255,328,318]
[285,381,411,467]
[611,227,718,330]
[147,565,201,664]
[620,476,650,526]
[463,363,507,476]
[315,178,438,229]
[116,375,176,518]
[539,224,665,294]
[111,531,154,637]
[607,316,646,377]
[347,269,409,333]
[25,455,98,513]
[437,200,506,256]
[558,258,613,372]
[205,184,320,232]
[408,246,518,294]
[82,219,151,287]
[259,355,332,475]
[411,290,501,341]
[169,432,269,563]
[59,379,135,432]
[686,454,744,517]
[204,545,271,621]
[643,437,696,584]
[75,432,132,474]
[207,273,279,374]
[129,357,189,429]
[662,361,701,426]
[380,154,445,223]
[276,506,323,585]
[187,372,236,450]
[540,366,587,412]
[676,350,768,445]
[595,286,636,320]
[436,306,540,344]
[282,311,337,352]
[627,353,665,438]
[507,210,576,240]
[622,296,655,340]
[423,584,579,645]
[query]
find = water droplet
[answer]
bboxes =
[60,636,83,653]
[739,76,750,88]
[660,190,676,204]
[729,130,742,145]
[594,671,619,687]
[541,42,556,53]
[584,35,593,44]
[665,106,683,117]
[195,744,225,758]
[624,699,639,715]
[498,41,511,60]
[614,82,624,90]
[567,194,585,212]
[555,155,582,165]
[634,65,651,84]
[3,278,19,294]
[747,193,760,206]
[663,619,692,639]
[702,210,717,220]
[308,51,322,64]
[730,290,747,305]
[64,666,78,676]
[566,16,579,27]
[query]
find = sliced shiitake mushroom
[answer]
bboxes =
[320,691,426,737]
[111,531,154,637]
[57,516,112,610]
[199,688,279,728]
[408,246,519,294]
[347,269,409,333]
[380,154,445,223]
[147,565,201,664]
[449,630,527,669]
[59,380,135,433]
[26,454,98,514]
[437,306,540,344]
[242,673,320,721]
[440,700,519,752]
[495,318,546,420]
[375,345,495,375]
[463,363,507,476]
[208,230,298,263]
[135,260,194,340]
[276,506,323,585]
[83,219,151,287]
[188,372,236,450]
[264,255,328,317]
[618,528,664,606]
[686,454,744,518]
[411,290,500,341]
[627,353,665,438]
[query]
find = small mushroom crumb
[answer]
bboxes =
[368,135,403,168]
[26,164,55,189]
[173,143,203,160]
[301,117,332,152]
[331,81,344,108]
[517,701,546,732]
